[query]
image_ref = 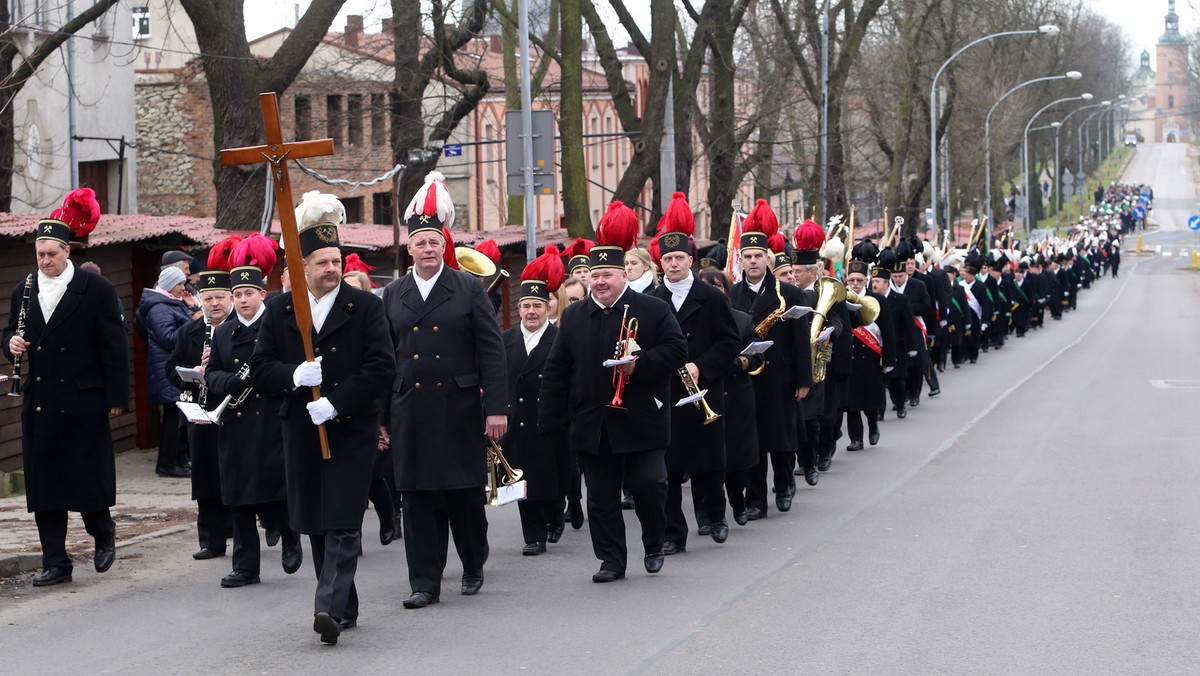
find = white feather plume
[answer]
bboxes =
[294,191,346,231]
[819,237,845,261]
[403,171,456,229]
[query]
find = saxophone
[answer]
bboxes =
[753,276,787,339]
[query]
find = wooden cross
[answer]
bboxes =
[220,92,335,460]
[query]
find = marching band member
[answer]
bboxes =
[842,259,892,450]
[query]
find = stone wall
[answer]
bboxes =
[135,64,216,218]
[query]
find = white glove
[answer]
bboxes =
[982,323,989,332]
[939,320,948,328]
[883,366,894,374]
[907,350,917,358]
[306,397,337,425]
[292,356,323,388]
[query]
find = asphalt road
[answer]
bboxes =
[2,145,1198,675]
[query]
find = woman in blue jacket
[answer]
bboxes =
[135,266,195,477]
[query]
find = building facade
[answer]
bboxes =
[1152,1,1191,143]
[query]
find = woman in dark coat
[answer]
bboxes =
[135,266,195,476]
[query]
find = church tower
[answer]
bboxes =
[1155,0,1190,142]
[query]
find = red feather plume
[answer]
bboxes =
[229,234,279,274]
[596,201,639,251]
[442,226,459,270]
[521,244,565,294]
[475,239,501,264]
[793,219,824,252]
[767,232,787,253]
[344,253,375,274]
[742,199,779,239]
[207,235,243,272]
[562,237,594,258]
[50,188,101,238]
[648,234,662,266]
[661,192,695,236]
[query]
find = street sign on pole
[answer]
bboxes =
[443,144,462,157]
[1132,205,1146,221]
[1187,215,1200,231]
[505,110,557,205]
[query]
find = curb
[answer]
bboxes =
[0,523,193,579]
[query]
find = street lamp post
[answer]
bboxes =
[1023,93,1092,232]
[1054,100,1104,212]
[984,71,1082,225]
[930,24,1060,233]
[1098,95,1127,161]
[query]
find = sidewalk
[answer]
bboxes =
[0,449,196,577]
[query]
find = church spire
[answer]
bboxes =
[1160,0,1186,44]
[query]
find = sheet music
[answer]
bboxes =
[174,366,205,384]
[781,305,813,320]
[740,341,773,356]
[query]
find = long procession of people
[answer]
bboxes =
[2,177,1148,645]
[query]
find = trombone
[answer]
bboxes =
[677,367,720,425]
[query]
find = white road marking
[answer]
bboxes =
[1149,380,1200,389]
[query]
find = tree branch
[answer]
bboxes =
[607,0,651,57]
[262,0,348,93]
[10,0,120,87]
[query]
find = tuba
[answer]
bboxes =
[810,277,847,383]
[455,246,497,278]
[678,367,720,425]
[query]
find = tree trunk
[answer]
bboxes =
[705,0,738,234]
[558,0,593,238]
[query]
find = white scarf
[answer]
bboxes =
[37,260,75,321]
[628,273,653,294]
[520,321,549,355]
[663,271,693,311]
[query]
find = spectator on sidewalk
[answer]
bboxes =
[135,266,194,478]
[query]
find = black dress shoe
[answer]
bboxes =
[568,500,585,529]
[94,533,116,573]
[846,440,864,451]
[592,568,625,583]
[662,541,685,555]
[817,455,832,472]
[697,524,711,536]
[805,468,819,486]
[644,552,664,574]
[547,524,564,544]
[156,465,190,478]
[338,618,357,631]
[776,493,793,512]
[313,612,340,645]
[745,506,767,521]
[620,495,635,510]
[928,387,941,397]
[380,526,395,546]
[192,548,225,560]
[710,522,729,544]
[908,397,919,408]
[461,573,484,595]
[896,408,907,419]
[264,529,281,548]
[733,511,749,526]
[869,429,880,446]
[281,541,303,574]
[403,591,440,608]
[522,542,546,556]
[32,566,72,587]
[221,569,260,588]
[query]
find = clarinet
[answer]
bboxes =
[8,274,33,396]
[199,306,213,408]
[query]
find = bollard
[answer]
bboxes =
[1193,249,1198,269]
[1136,235,1143,255]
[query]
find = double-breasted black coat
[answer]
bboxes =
[382,267,508,491]
[206,314,287,507]
[845,309,886,413]
[166,318,222,501]
[539,287,687,455]
[2,267,129,513]
[722,309,761,472]
[250,283,395,534]
[728,273,812,453]
[650,280,741,472]
[500,323,567,502]
[883,288,918,374]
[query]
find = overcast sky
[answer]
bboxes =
[244,0,1191,71]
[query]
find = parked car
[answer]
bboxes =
[1124,134,1138,147]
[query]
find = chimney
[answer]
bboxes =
[345,15,363,49]
[381,17,394,35]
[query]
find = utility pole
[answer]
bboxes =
[518,0,537,261]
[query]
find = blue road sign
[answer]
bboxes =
[1189,216,1200,231]
[444,144,463,157]
[1132,206,1146,221]
[1139,195,1151,205]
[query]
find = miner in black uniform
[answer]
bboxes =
[649,195,741,552]
[500,252,568,556]
[960,251,991,363]
[384,172,508,608]
[539,200,687,583]
[206,235,303,588]
[875,249,918,418]
[983,251,1011,349]
[791,222,840,484]
[891,240,933,408]
[3,189,128,587]
[1010,260,1035,337]
[251,192,395,644]
[842,260,891,450]
[727,201,812,519]
[166,254,234,561]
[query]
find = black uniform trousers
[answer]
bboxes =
[697,470,747,528]
[196,497,229,554]
[309,530,361,622]
[747,451,795,512]
[845,410,879,443]
[401,487,489,595]
[887,373,908,411]
[665,470,724,547]
[230,501,297,576]
[517,499,564,545]
[576,429,667,573]
[35,509,114,570]
[905,364,924,402]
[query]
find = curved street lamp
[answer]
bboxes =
[1054,100,1104,212]
[930,24,1060,231]
[1080,101,1112,178]
[1023,93,1092,231]
[984,71,1082,225]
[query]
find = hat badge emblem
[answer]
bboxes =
[664,233,681,248]
[42,224,53,233]
[598,252,608,261]
[240,271,251,280]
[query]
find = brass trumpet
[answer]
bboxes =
[486,438,524,506]
[208,364,253,424]
[678,367,720,425]
[608,304,638,409]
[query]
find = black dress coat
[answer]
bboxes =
[898,277,933,369]
[944,283,969,347]
[650,279,741,472]
[722,310,761,472]
[250,283,395,534]
[845,309,886,412]
[206,313,287,507]
[967,278,992,334]
[539,287,688,455]
[382,267,508,491]
[883,288,918,373]
[166,318,222,501]
[500,323,567,502]
[727,273,812,453]
[2,268,129,513]
[865,288,897,375]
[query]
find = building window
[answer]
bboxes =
[1169,95,1175,109]
[132,6,150,40]
[347,95,363,147]
[373,191,393,225]
[326,95,343,149]
[342,196,364,223]
[294,96,311,140]
[371,93,386,147]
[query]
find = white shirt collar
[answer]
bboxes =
[238,302,267,327]
[746,275,765,294]
[414,263,444,301]
[308,284,340,333]
[520,321,549,354]
[37,259,75,321]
